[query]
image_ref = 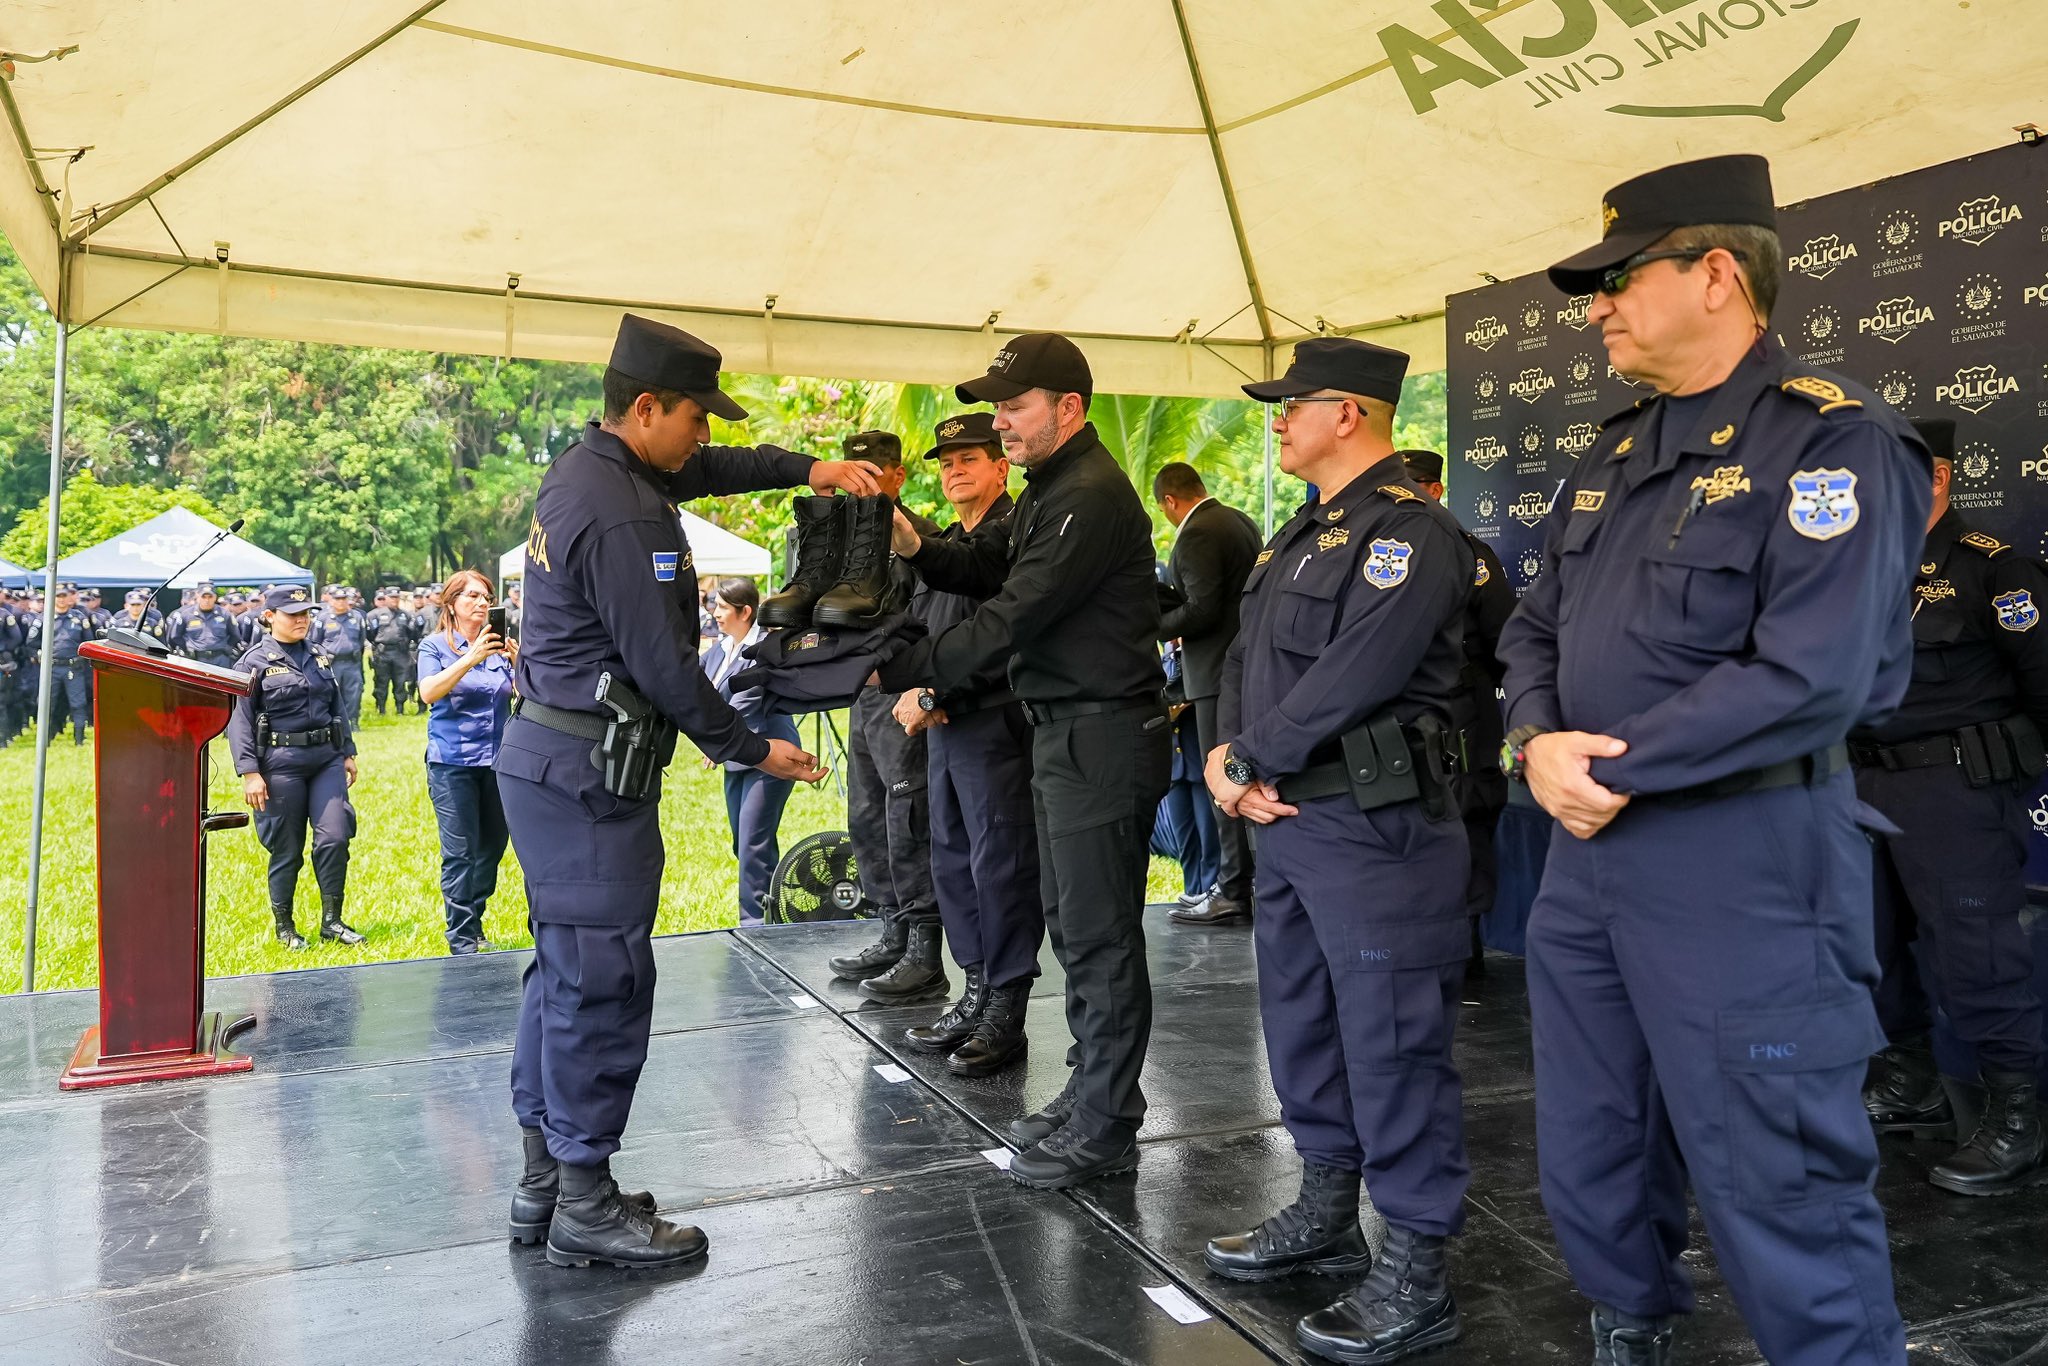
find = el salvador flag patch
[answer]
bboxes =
[651,551,679,582]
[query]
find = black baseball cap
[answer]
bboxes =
[922,411,1000,459]
[264,584,316,614]
[1549,154,1777,295]
[956,333,1093,405]
[195,579,215,594]
[609,313,747,421]
[1910,417,1955,464]
[1400,449,1445,482]
[1243,337,1409,405]
[844,430,902,467]
[125,588,148,604]
[324,583,349,598]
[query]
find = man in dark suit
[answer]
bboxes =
[1153,463,1263,925]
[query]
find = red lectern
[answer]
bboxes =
[60,638,256,1090]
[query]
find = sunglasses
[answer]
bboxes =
[1598,246,1747,296]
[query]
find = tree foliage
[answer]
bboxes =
[0,468,225,567]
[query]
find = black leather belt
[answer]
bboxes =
[1638,744,1847,806]
[1275,761,1357,805]
[267,725,341,748]
[511,697,608,741]
[1019,694,1162,726]
[1848,736,1957,771]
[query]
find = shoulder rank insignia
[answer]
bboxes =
[1318,527,1351,552]
[1377,484,1421,504]
[1473,557,1491,588]
[1781,376,1863,414]
[1959,531,2010,557]
[1994,590,2038,633]
[1255,548,1274,567]
[1786,468,1860,541]
[1614,436,1635,456]
[315,653,331,668]
[1709,424,1736,447]
[1362,539,1413,591]
[1572,489,1605,513]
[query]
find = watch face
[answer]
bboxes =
[1498,739,1517,776]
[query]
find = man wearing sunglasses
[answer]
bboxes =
[1497,155,1930,1365]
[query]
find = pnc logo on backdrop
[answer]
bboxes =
[1939,195,2024,246]
[1787,234,1858,281]
[1466,316,1510,351]
[1860,297,1933,344]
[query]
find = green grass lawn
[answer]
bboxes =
[1,708,1184,994]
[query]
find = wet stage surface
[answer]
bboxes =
[3,915,2043,1364]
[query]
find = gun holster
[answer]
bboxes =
[592,673,679,802]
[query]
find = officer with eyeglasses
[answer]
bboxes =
[1497,155,1930,1366]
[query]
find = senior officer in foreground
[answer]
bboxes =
[1204,340,1475,1365]
[499,314,877,1270]
[877,333,1171,1190]
[1855,417,2047,1195]
[1497,156,1930,1366]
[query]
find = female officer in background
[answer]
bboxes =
[229,583,365,951]
[701,576,799,927]
[417,569,517,954]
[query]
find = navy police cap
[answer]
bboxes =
[1549,154,1777,295]
[264,584,316,614]
[922,411,1000,459]
[1399,449,1445,482]
[1910,417,1956,464]
[844,430,902,466]
[610,314,747,422]
[1243,337,1409,406]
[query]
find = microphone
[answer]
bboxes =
[103,516,246,658]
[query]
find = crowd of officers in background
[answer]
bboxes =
[0,575,522,746]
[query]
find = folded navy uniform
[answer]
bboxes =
[730,614,928,715]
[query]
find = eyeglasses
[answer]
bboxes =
[1598,247,1747,296]
[1278,396,1351,420]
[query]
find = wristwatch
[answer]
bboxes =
[915,688,939,713]
[1499,724,1549,782]
[1222,747,1256,787]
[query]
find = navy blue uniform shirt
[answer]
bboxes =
[172,605,238,659]
[909,492,1017,711]
[1217,459,1474,782]
[314,607,367,665]
[226,637,356,774]
[1498,341,1931,795]
[47,605,97,661]
[514,421,814,767]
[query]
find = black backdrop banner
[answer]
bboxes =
[1444,138,2048,883]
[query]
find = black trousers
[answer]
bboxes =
[928,703,1043,987]
[371,651,411,713]
[254,745,354,907]
[1191,694,1253,903]
[848,688,937,926]
[1032,704,1173,1142]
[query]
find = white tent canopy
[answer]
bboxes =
[53,505,313,590]
[499,509,770,584]
[5,3,2044,396]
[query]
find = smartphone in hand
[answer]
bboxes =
[487,605,510,640]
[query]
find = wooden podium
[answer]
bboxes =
[60,638,257,1090]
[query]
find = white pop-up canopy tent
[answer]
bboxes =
[54,505,313,591]
[497,510,771,584]
[5,2,2047,987]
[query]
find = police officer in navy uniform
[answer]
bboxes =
[891,412,1044,1075]
[366,587,415,715]
[314,584,368,726]
[229,584,366,951]
[169,580,239,668]
[1496,155,1928,1366]
[1854,416,2048,1195]
[44,583,98,744]
[498,313,876,1270]
[114,587,166,641]
[1198,339,1474,1364]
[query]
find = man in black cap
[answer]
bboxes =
[877,333,1171,1189]
[889,412,1043,1075]
[366,588,411,715]
[498,312,878,1271]
[1497,155,1925,1365]
[1199,338,1475,1364]
[1853,416,2048,1196]
[44,583,98,744]
[167,580,238,669]
[115,587,165,642]
[1402,450,1513,961]
[313,584,369,727]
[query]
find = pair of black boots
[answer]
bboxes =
[271,898,363,950]
[1865,1035,2046,1195]
[509,1127,707,1269]
[902,964,1030,1076]
[760,494,904,630]
[828,911,950,1004]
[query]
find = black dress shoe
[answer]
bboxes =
[1205,1162,1373,1282]
[1863,1036,1954,1139]
[1009,1125,1138,1190]
[904,965,985,1053]
[507,1128,654,1244]
[1296,1225,1459,1364]
[828,913,907,982]
[1010,1075,1079,1145]
[1591,1305,1676,1365]
[545,1162,708,1269]
[1170,895,1250,926]
[947,981,1030,1076]
[1929,1069,2047,1196]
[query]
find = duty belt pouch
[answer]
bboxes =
[1956,726,1994,788]
[1998,716,2046,780]
[1341,711,1420,813]
[598,718,659,801]
[1408,715,1459,824]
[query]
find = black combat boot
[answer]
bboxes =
[904,965,985,1053]
[1205,1161,1374,1282]
[812,494,901,628]
[271,903,306,951]
[545,1159,708,1269]
[858,921,949,1003]
[1929,1069,2047,1196]
[1296,1224,1460,1364]
[1010,1072,1079,1145]
[319,897,365,945]
[827,910,906,982]
[1591,1304,1676,1365]
[948,980,1031,1076]
[508,1127,656,1244]
[758,496,850,629]
[1863,1034,1953,1138]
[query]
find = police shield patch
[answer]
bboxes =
[651,551,679,582]
[1363,539,1413,590]
[1994,589,2039,633]
[1786,468,1860,541]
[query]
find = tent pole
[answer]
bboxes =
[23,249,71,993]
[1260,341,1276,537]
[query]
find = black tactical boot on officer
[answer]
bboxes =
[948,980,1030,1076]
[1296,1224,1459,1364]
[545,1159,708,1269]
[271,903,306,951]
[759,495,849,628]
[1008,1122,1139,1190]
[508,1127,656,1244]
[904,965,985,1053]
[827,909,906,982]
[812,493,901,628]
[1010,1072,1080,1145]
[1928,1069,2047,1196]
[319,897,365,946]
[1205,1161,1374,1282]
[1591,1304,1676,1365]
[858,920,948,1002]
[1863,1034,1954,1138]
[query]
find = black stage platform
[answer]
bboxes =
[3,914,2043,1365]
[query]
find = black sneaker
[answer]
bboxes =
[1009,1074,1080,1145]
[1008,1124,1138,1190]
